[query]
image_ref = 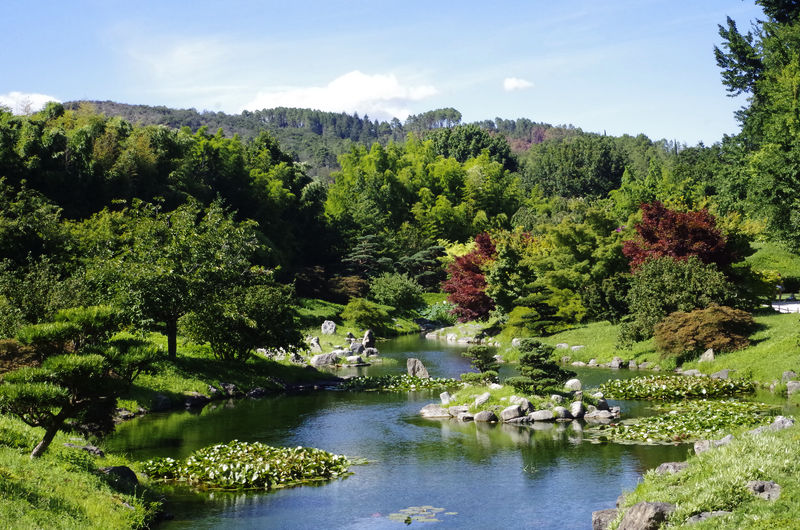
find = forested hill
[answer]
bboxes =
[63,101,579,177]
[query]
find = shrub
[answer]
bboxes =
[340,298,392,331]
[462,345,498,373]
[442,232,496,322]
[654,304,756,360]
[420,300,458,325]
[368,273,424,312]
[505,339,575,395]
[460,371,499,385]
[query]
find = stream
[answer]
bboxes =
[106,335,689,529]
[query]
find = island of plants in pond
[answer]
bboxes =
[599,375,755,400]
[140,440,352,490]
[593,400,775,443]
[338,374,461,391]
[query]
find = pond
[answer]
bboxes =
[106,335,688,529]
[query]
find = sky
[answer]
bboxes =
[1,0,765,145]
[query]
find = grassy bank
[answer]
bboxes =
[614,424,800,528]
[0,415,159,529]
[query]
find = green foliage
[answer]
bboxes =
[337,374,460,391]
[460,370,498,385]
[368,272,424,312]
[16,305,121,358]
[598,375,755,400]
[505,339,575,394]
[141,440,351,490]
[419,300,458,325]
[461,345,498,373]
[597,400,774,443]
[653,305,756,361]
[619,257,741,345]
[339,298,392,330]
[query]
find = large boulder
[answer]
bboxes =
[407,358,430,378]
[363,347,379,357]
[570,401,586,419]
[474,410,498,422]
[747,480,781,501]
[711,369,731,380]
[553,406,572,420]
[184,392,210,409]
[474,392,491,407]
[440,391,452,405]
[419,404,451,418]
[694,434,733,455]
[564,378,582,391]
[592,509,618,530]
[321,320,336,335]
[349,342,365,354]
[500,405,524,421]
[308,336,322,353]
[100,466,139,492]
[529,409,556,422]
[610,357,626,369]
[618,501,675,530]
[510,396,533,414]
[362,329,376,349]
[699,348,715,362]
[310,353,340,366]
[345,355,363,364]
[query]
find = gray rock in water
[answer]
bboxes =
[694,434,733,455]
[100,466,139,492]
[349,342,365,354]
[553,406,572,420]
[440,391,452,405]
[618,501,675,530]
[446,333,457,343]
[474,392,491,407]
[596,398,610,411]
[407,358,430,378]
[592,509,618,530]
[221,382,240,396]
[474,410,498,422]
[584,410,614,423]
[711,369,731,380]
[610,356,626,369]
[628,360,638,370]
[655,461,689,475]
[572,361,587,366]
[449,405,469,416]
[419,404,451,418]
[529,409,556,422]
[457,412,474,422]
[588,358,598,366]
[685,511,731,524]
[782,370,797,382]
[501,405,524,421]
[363,347,379,357]
[308,336,322,353]
[787,381,800,395]
[699,348,715,363]
[510,396,533,414]
[564,378,582,391]
[321,320,336,335]
[570,401,586,419]
[362,329,376,349]
[747,480,781,501]
[345,355,363,364]
[310,353,340,366]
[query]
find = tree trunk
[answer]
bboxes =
[30,422,62,459]
[167,319,177,360]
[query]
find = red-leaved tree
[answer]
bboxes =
[623,202,735,271]
[442,233,497,321]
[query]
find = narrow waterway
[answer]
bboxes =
[106,335,688,529]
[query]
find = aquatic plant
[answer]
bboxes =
[338,374,461,391]
[140,440,351,490]
[599,375,754,400]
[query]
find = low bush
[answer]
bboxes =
[340,298,392,331]
[462,345,498,373]
[653,304,756,361]
[460,370,498,385]
[505,339,575,394]
[369,273,424,312]
[420,300,458,325]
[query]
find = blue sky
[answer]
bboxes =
[2,1,763,144]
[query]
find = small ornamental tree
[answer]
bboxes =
[340,298,392,331]
[442,233,496,321]
[505,339,575,395]
[368,273,425,312]
[462,345,499,373]
[623,202,736,271]
[653,304,756,361]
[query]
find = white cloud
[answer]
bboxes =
[503,77,534,92]
[242,71,438,120]
[0,91,61,114]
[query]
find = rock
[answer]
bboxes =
[655,461,689,475]
[457,412,474,422]
[407,358,430,378]
[616,495,626,508]
[628,360,638,370]
[787,381,800,395]
[685,511,731,524]
[553,406,572,420]
[362,329,376,349]
[474,410,498,422]
[100,466,139,492]
[694,434,733,455]
[425,331,438,339]
[550,394,564,404]
[510,396,534,414]
[592,509,618,530]
[572,361,587,367]
[63,443,105,457]
[501,405,524,421]
[446,333,457,343]
[448,405,469,416]
[308,336,322,353]
[699,348,715,362]
[246,387,267,398]
[489,383,503,390]
[511,338,522,347]
[321,320,336,335]
[345,355,363,364]
[349,342,365,354]
[596,398,610,411]
[747,480,781,501]
[529,409,556,422]
[494,354,504,363]
[505,416,533,424]
[782,370,797,382]
[749,415,795,435]
[618,501,675,530]
[610,356,626,369]
[440,391,452,405]
[474,392,491,407]
[682,369,704,377]
[288,352,304,363]
[220,382,240,396]
[420,404,451,418]
[584,410,614,423]
[556,342,570,349]
[310,353,340,366]
[588,358,598,366]
[571,345,585,352]
[150,393,173,412]
[114,408,136,422]
[363,347,379,357]
[564,378,582,391]
[570,401,586,419]
[711,369,731,380]
[184,392,210,409]
[638,361,650,369]
[560,355,571,364]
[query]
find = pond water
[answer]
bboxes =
[106,335,688,529]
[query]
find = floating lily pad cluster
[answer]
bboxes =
[387,505,457,524]
[140,440,351,490]
[596,400,774,443]
[338,374,460,392]
[599,375,755,400]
